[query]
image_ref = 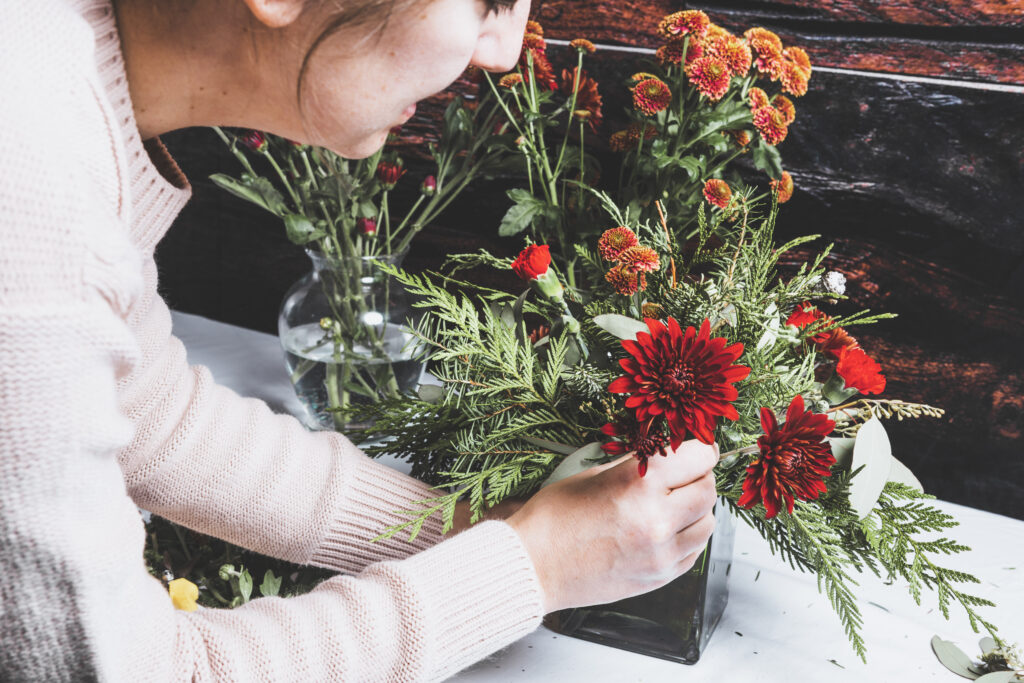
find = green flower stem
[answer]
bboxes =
[213,127,258,177]
[553,51,585,181]
[261,150,302,208]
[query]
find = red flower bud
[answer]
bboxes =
[421,175,437,195]
[357,217,377,236]
[511,244,552,281]
[239,130,268,152]
[376,161,405,189]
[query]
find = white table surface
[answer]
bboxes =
[172,310,1024,683]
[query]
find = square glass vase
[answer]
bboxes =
[543,501,736,664]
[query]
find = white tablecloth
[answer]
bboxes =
[172,310,1024,682]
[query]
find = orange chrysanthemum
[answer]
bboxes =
[656,39,687,66]
[707,33,752,77]
[608,318,750,445]
[522,33,546,51]
[786,302,858,359]
[499,73,523,88]
[686,56,732,101]
[738,395,836,519]
[726,129,752,147]
[641,302,664,319]
[783,46,812,71]
[521,48,558,90]
[753,106,789,145]
[608,129,630,152]
[780,61,811,97]
[598,226,639,261]
[605,264,642,295]
[570,38,597,54]
[618,245,661,274]
[525,20,544,37]
[632,78,672,116]
[630,71,659,82]
[561,67,602,131]
[748,87,770,110]
[744,27,784,79]
[771,171,794,203]
[626,122,658,144]
[703,178,732,209]
[772,94,796,125]
[657,10,710,40]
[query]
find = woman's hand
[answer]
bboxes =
[506,440,719,613]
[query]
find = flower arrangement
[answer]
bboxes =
[346,191,1000,659]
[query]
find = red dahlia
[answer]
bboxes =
[609,318,750,445]
[786,302,857,359]
[836,346,886,395]
[738,394,836,518]
[601,416,680,476]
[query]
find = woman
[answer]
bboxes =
[0,0,718,680]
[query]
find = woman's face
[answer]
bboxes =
[299,0,530,157]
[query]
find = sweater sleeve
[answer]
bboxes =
[117,262,453,572]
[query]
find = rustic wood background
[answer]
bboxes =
[157,0,1024,520]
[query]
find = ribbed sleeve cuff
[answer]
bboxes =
[309,452,446,574]
[384,520,545,680]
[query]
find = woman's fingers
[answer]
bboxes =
[642,439,719,490]
[665,470,719,528]
[674,511,717,569]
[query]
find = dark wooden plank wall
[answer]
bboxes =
[157,0,1024,519]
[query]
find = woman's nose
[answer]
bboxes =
[469,0,531,73]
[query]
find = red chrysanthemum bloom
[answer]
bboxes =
[511,244,552,281]
[753,106,789,145]
[499,73,523,88]
[747,87,770,110]
[376,161,405,189]
[519,44,557,91]
[605,264,642,295]
[772,94,796,125]
[239,130,268,152]
[561,68,603,131]
[707,33,752,77]
[597,226,639,261]
[618,245,661,274]
[836,347,887,395]
[633,78,672,116]
[738,394,836,519]
[784,46,812,72]
[771,171,794,203]
[686,56,732,101]
[570,38,597,54]
[786,302,858,358]
[658,10,710,40]
[780,60,811,97]
[601,416,680,477]
[608,318,750,445]
[525,20,544,37]
[703,178,732,209]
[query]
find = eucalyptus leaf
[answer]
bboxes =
[931,636,980,679]
[829,437,856,469]
[974,673,1019,682]
[417,384,444,404]
[522,435,578,456]
[541,442,604,488]
[715,303,738,328]
[980,637,999,654]
[888,455,924,492]
[849,416,893,519]
[593,314,647,340]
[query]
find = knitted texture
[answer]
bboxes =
[0,1,544,680]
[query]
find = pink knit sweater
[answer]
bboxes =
[0,1,544,680]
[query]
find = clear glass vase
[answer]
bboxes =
[544,501,736,664]
[278,250,423,431]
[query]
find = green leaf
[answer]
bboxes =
[498,198,546,237]
[521,435,578,456]
[829,437,856,469]
[259,570,282,598]
[979,637,999,655]
[974,672,1019,682]
[238,569,253,603]
[282,213,325,245]
[417,384,444,404]
[931,636,980,679]
[541,442,604,488]
[849,416,893,518]
[593,314,647,340]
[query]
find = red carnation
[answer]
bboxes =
[601,416,681,477]
[376,161,405,189]
[836,346,886,395]
[738,394,836,518]
[511,244,552,281]
[609,318,750,445]
[786,302,858,359]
